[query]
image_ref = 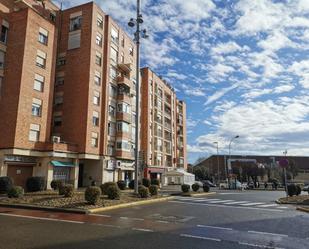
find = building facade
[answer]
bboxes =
[140,68,187,180]
[0,1,187,189]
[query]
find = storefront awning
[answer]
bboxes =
[51,160,75,167]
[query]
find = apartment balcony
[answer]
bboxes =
[117,75,131,88]
[116,112,131,123]
[116,131,131,140]
[164,123,172,130]
[117,93,131,103]
[117,63,132,75]
[33,141,79,153]
[116,150,134,160]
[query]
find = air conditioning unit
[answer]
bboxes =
[52,136,61,143]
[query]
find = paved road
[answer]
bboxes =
[0,190,308,249]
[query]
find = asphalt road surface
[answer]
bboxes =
[0,190,308,249]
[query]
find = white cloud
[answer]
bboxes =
[211,41,246,55]
[205,84,238,106]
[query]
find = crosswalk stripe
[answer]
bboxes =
[258,204,279,208]
[240,202,265,206]
[208,200,234,203]
[276,206,288,209]
[224,201,250,205]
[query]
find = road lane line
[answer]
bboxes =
[169,201,283,212]
[258,204,279,208]
[92,223,121,229]
[120,216,144,221]
[180,234,221,242]
[0,213,85,224]
[248,230,288,237]
[89,214,111,218]
[155,220,169,223]
[197,224,233,231]
[240,202,265,206]
[207,200,234,203]
[276,206,288,209]
[132,228,154,232]
[239,241,285,249]
[221,201,249,205]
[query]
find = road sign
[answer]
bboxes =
[279,159,289,168]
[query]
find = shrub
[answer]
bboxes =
[129,180,141,189]
[296,185,302,196]
[106,185,121,200]
[60,184,74,197]
[181,184,190,193]
[138,185,149,198]
[117,180,126,190]
[85,186,101,205]
[142,178,151,188]
[50,179,64,190]
[7,186,24,198]
[100,182,117,195]
[0,176,13,194]
[149,185,158,196]
[151,178,160,186]
[26,177,45,192]
[203,184,210,193]
[192,183,200,192]
[287,184,297,197]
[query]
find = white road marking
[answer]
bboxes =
[276,206,288,209]
[240,202,265,206]
[197,224,233,231]
[0,213,85,224]
[92,223,121,229]
[257,204,279,208]
[120,216,144,221]
[89,214,111,218]
[239,241,285,249]
[132,228,154,232]
[222,201,249,205]
[180,233,221,242]
[169,201,283,212]
[248,230,288,237]
[155,220,170,223]
[207,200,234,203]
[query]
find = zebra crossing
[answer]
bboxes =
[172,196,289,210]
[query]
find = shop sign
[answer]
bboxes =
[4,155,37,163]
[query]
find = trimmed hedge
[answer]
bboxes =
[142,178,151,188]
[117,180,126,190]
[296,185,302,196]
[151,178,160,186]
[203,184,210,192]
[85,186,101,205]
[26,177,45,192]
[51,179,64,190]
[60,184,74,197]
[7,186,24,198]
[192,183,200,192]
[100,182,117,195]
[149,185,158,196]
[106,185,121,200]
[287,184,297,197]
[0,176,13,194]
[181,184,190,193]
[138,185,149,198]
[129,180,141,189]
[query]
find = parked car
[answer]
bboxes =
[229,180,242,190]
[247,182,255,189]
[201,180,216,187]
[303,185,309,192]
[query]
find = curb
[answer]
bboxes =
[88,196,175,213]
[180,192,216,197]
[0,203,88,214]
[296,207,309,213]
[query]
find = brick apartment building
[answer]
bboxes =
[140,68,187,180]
[0,0,187,189]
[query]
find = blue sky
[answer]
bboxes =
[56,0,309,163]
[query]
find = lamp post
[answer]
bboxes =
[228,135,239,189]
[283,149,288,197]
[128,0,148,194]
[213,142,220,184]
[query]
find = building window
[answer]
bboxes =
[55,77,64,86]
[36,50,46,68]
[97,15,103,28]
[53,116,62,126]
[121,36,125,47]
[129,46,134,56]
[109,83,117,98]
[109,105,115,116]
[91,132,98,147]
[117,102,130,114]
[117,121,129,133]
[116,140,130,151]
[34,74,44,92]
[94,71,101,85]
[111,27,119,44]
[107,144,115,156]
[57,57,66,66]
[96,33,102,47]
[93,111,99,126]
[108,122,116,136]
[0,25,8,44]
[109,66,117,79]
[69,16,82,31]
[95,52,102,66]
[68,32,81,49]
[0,76,3,99]
[29,124,40,141]
[38,27,48,45]
[110,47,118,63]
[54,95,63,105]
[32,98,42,116]
[120,53,124,63]
[0,50,5,69]
[93,91,100,105]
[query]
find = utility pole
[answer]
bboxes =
[214,142,220,184]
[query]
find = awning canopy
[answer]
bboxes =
[51,160,75,167]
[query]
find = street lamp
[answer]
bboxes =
[228,135,239,188]
[213,142,220,184]
[128,0,148,194]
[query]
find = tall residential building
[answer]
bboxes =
[140,68,187,180]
